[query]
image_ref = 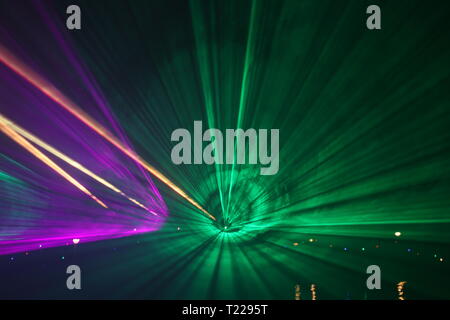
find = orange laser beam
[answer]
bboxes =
[0,113,154,213]
[0,45,215,220]
[0,119,107,208]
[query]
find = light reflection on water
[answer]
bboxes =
[397,281,407,300]
[310,284,317,300]
[294,282,408,300]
